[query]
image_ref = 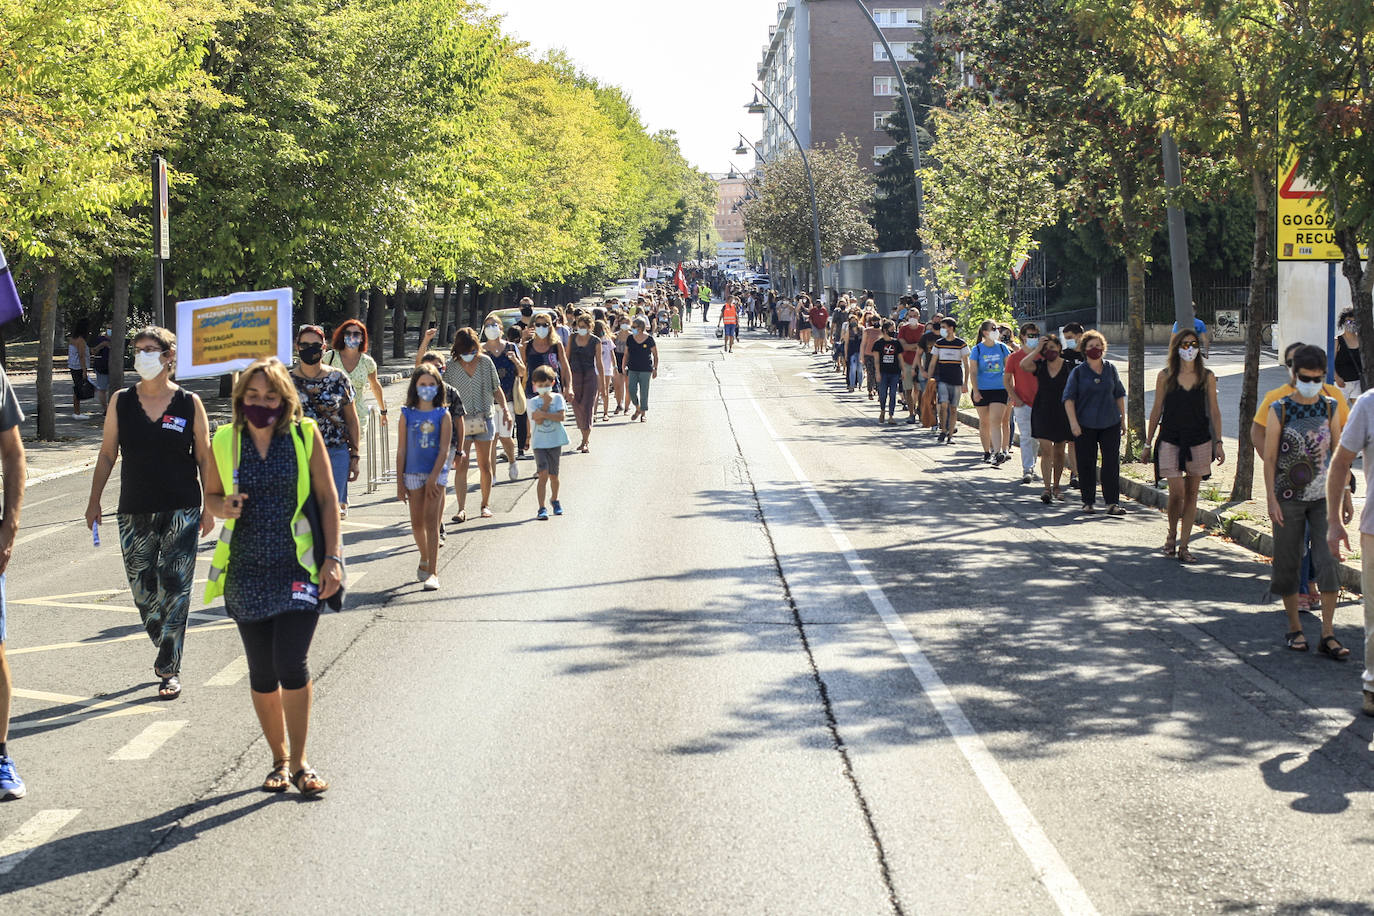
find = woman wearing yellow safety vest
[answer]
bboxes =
[204,357,343,796]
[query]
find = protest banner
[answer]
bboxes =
[175,287,293,379]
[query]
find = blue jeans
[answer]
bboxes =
[848,352,863,389]
[879,373,901,414]
[328,445,351,506]
[627,370,652,411]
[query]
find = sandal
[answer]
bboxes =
[1177,547,1195,564]
[290,767,329,796]
[1319,635,1351,661]
[1162,538,1177,558]
[157,676,181,700]
[1285,629,1309,652]
[480,506,493,519]
[263,761,291,793]
[1106,505,1127,517]
[1041,490,1052,505]
[451,510,466,524]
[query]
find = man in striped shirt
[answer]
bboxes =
[924,317,970,444]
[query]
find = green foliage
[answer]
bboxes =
[919,103,1062,333]
[741,138,876,287]
[873,26,944,253]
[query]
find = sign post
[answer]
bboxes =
[174,287,294,380]
[152,156,170,327]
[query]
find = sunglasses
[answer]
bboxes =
[1296,373,1325,383]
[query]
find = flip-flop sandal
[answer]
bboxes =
[1285,630,1309,652]
[1162,539,1177,557]
[451,511,466,524]
[480,507,493,518]
[158,676,181,700]
[1319,635,1351,661]
[1177,547,1196,563]
[263,762,290,793]
[291,767,329,796]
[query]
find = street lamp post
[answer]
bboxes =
[746,85,824,300]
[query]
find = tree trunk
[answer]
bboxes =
[419,277,436,350]
[439,282,455,345]
[301,284,316,326]
[391,279,407,360]
[36,267,59,440]
[1124,254,1147,455]
[368,286,386,364]
[110,257,131,391]
[1337,228,1374,391]
[1231,168,1272,502]
[346,287,361,320]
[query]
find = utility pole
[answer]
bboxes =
[747,85,824,298]
[151,155,170,327]
[1161,132,1195,333]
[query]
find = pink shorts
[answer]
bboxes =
[1158,441,1210,478]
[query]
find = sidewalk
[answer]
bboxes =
[9,363,416,486]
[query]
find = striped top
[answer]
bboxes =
[443,355,500,417]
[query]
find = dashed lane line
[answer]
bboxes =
[109,721,188,761]
[204,656,247,687]
[7,622,238,658]
[0,810,81,876]
[7,688,161,733]
[746,393,1099,916]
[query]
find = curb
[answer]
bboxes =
[952,408,1363,592]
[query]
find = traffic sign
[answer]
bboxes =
[1276,148,1369,261]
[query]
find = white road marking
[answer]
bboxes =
[109,720,188,761]
[13,523,72,547]
[747,395,1098,916]
[7,687,160,732]
[204,655,248,687]
[0,809,81,875]
[8,622,237,657]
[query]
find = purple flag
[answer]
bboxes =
[0,244,23,325]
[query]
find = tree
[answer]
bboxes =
[742,138,876,293]
[919,103,1062,331]
[1278,1,1374,388]
[874,25,944,252]
[1069,0,1284,499]
[938,0,1178,453]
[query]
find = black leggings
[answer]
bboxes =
[237,611,319,693]
[1074,424,1121,507]
[514,411,529,452]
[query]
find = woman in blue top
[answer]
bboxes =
[969,320,1013,465]
[396,366,452,591]
[1063,330,1128,515]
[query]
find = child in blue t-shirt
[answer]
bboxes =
[970,319,1014,465]
[529,365,570,520]
[397,365,452,590]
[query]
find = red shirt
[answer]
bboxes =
[809,306,829,329]
[898,324,925,365]
[1007,346,1039,404]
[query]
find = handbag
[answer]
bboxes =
[512,378,527,416]
[75,373,95,400]
[463,408,491,438]
[292,424,345,611]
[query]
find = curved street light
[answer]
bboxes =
[745,83,824,299]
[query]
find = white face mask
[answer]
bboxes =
[535,386,553,396]
[577,328,590,337]
[1023,339,1038,352]
[620,324,630,331]
[484,325,501,340]
[984,331,997,342]
[1295,380,1323,398]
[940,328,951,339]
[907,318,919,327]
[1178,346,1198,362]
[1063,338,1077,350]
[133,350,165,381]
[460,353,476,363]
[535,326,550,339]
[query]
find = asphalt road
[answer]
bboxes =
[1,318,1373,914]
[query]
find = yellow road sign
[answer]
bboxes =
[1277,147,1370,261]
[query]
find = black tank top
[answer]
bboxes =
[568,335,600,374]
[116,385,202,514]
[1159,381,1211,447]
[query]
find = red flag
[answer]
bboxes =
[674,262,688,297]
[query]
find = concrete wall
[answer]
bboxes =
[1276,260,1352,360]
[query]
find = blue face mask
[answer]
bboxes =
[416,384,439,401]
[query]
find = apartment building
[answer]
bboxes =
[714,170,752,245]
[755,1,935,171]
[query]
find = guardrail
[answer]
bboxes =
[366,404,393,494]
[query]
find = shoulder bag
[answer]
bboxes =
[292,423,345,611]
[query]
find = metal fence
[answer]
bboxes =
[1097,272,1276,328]
[823,250,931,316]
[365,404,394,494]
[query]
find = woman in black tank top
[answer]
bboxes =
[1142,329,1223,563]
[84,327,213,700]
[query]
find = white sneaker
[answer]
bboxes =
[73,412,88,419]
[508,460,519,481]
[422,575,440,591]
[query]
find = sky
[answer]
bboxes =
[481,0,781,175]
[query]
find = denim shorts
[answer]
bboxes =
[937,381,961,405]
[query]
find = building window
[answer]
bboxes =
[874,111,896,131]
[873,41,917,62]
[874,145,896,165]
[874,76,898,96]
[873,8,922,27]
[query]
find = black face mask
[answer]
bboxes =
[299,343,323,365]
